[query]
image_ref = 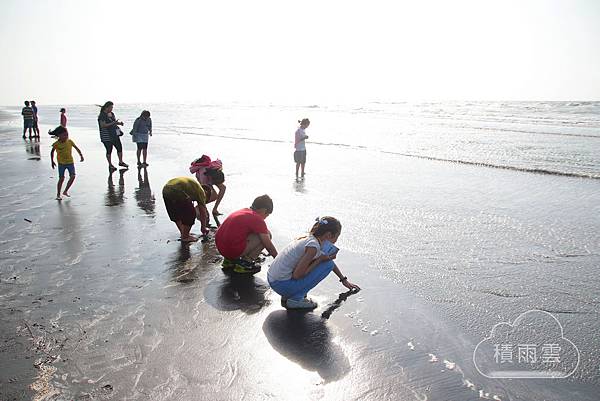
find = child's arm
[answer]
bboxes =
[259,233,278,258]
[332,265,360,291]
[72,143,84,162]
[292,248,331,279]
[50,148,56,169]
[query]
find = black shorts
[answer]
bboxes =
[163,190,196,227]
[294,150,306,164]
[102,137,123,154]
[136,142,148,150]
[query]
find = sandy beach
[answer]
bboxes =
[1,104,599,401]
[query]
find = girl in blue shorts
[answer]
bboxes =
[50,126,84,200]
[267,216,360,309]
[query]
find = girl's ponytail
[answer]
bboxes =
[310,216,341,237]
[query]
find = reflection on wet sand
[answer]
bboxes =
[263,310,351,382]
[106,169,126,206]
[135,167,155,215]
[170,243,192,276]
[293,178,306,193]
[56,201,82,251]
[204,274,271,314]
[25,138,41,160]
[168,243,212,284]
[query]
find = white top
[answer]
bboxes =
[294,128,308,151]
[267,236,322,282]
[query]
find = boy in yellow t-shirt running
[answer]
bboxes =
[50,126,84,200]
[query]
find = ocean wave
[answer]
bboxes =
[174,130,599,179]
[465,125,600,139]
[381,151,600,180]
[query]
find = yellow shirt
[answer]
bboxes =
[53,139,76,165]
[162,177,206,204]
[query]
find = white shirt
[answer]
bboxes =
[267,236,322,282]
[294,128,308,151]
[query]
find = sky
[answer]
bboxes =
[1,0,599,106]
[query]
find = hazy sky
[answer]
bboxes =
[1,0,599,105]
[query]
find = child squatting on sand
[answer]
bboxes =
[267,216,360,309]
[215,195,278,274]
[162,177,209,242]
[50,126,84,200]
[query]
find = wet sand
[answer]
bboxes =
[1,113,598,401]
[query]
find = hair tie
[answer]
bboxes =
[315,217,328,225]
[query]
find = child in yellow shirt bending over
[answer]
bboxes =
[50,126,84,200]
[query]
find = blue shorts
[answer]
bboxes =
[58,164,75,178]
[23,120,33,129]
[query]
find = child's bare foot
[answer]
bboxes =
[180,235,199,243]
[55,195,62,200]
[62,192,71,197]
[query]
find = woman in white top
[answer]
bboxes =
[294,118,310,179]
[267,216,360,309]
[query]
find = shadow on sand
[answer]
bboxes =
[262,310,351,382]
[204,274,271,314]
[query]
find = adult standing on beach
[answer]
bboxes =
[294,118,310,179]
[98,101,128,171]
[131,110,152,167]
[31,100,40,137]
[21,101,34,139]
[60,108,67,127]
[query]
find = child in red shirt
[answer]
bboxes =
[215,195,278,274]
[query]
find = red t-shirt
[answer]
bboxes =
[215,208,269,259]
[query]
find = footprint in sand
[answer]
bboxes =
[443,359,455,370]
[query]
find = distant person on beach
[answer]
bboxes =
[294,118,310,179]
[21,101,34,139]
[60,108,67,127]
[190,155,226,219]
[31,100,40,137]
[98,101,128,171]
[49,126,84,200]
[215,195,278,274]
[162,177,209,242]
[267,216,360,309]
[131,110,152,167]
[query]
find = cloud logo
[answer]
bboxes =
[473,310,580,379]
